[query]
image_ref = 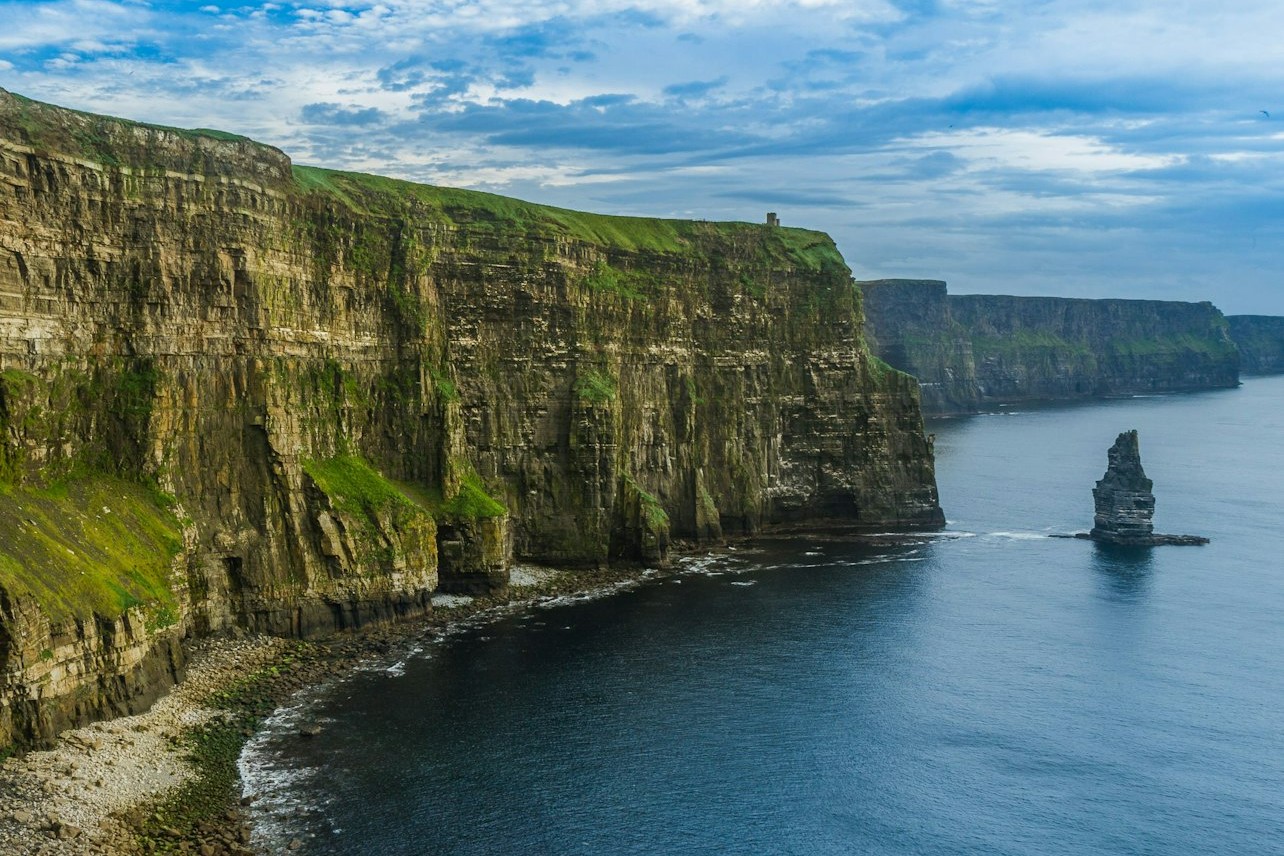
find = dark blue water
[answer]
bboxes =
[242,376,1284,855]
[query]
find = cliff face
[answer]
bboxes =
[858,280,980,414]
[861,280,1239,415]
[0,91,943,749]
[1227,315,1284,374]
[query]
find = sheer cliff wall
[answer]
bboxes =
[861,279,1239,415]
[1227,315,1284,374]
[0,91,943,748]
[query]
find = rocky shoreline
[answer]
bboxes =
[0,563,655,855]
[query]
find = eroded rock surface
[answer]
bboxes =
[1082,430,1207,547]
[1228,315,1284,374]
[861,280,1240,415]
[0,90,944,749]
[1090,430,1155,543]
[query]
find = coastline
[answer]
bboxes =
[0,531,943,855]
[0,563,662,855]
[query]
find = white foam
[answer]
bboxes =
[431,593,474,608]
[987,531,1049,541]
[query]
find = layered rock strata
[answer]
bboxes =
[0,90,944,748]
[1081,430,1207,546]
[861,279,1240,415]
[1227,315,1284,374]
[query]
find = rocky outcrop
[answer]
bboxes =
[0,90,944,748]
[861,280,1240,415]
[1227,315,1284,374]
[1090,430,1156,543]
[1079,430,1207,546]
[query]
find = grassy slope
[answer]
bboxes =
[303,455,505,523]
[0,478,181,623]
[291,165,846,273]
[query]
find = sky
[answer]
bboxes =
[2,0,1282,313]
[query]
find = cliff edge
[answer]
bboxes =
[0,90,943,749]
[861,279,1240,415]
[1227,315,1284,374]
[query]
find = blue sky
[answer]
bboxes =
[3,0,1283,312]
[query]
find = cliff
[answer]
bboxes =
[0,90,943,749]
[1227,315,1284,374]
[861,279,1240,415]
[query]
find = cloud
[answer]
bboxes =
[5,0,1284,313]
[300,102,387,126]
[662,77,728,99]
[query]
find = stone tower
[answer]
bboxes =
[1089,430,1155,543]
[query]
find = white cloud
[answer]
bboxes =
[904,128,1181,175]
[6,0,1284,312]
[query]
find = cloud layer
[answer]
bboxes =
[4,0,1283,311]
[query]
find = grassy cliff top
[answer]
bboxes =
[0,88,845,273]
[0,87,292,180]
[293,165,844,270]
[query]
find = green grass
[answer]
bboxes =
[304,453,505,528]
[429,367,460,403]
[575,369,618,404]
[395,468,507,521]
[440,472,507,519]
[972,330,1095,358]
[583,260,649,299]
[867,354,898,381]
[303,454,435,570]
[1107,334,1237,358]
[624,475,669,531]
[302,455,425,520]
[293,165,695,253]
[0,476,181,622]
[2,89,257,166]
[291,165,846,272]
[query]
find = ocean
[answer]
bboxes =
[241,375,1284,855]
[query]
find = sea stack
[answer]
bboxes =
[1091,430,1155,542]
[1086,430,1208,546]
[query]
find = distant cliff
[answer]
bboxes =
[861,279,1239,415]
[0,91,943,749]
[1227,315,1284,373]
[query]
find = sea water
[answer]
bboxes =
[241,375,1284,855]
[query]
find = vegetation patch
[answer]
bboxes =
[582,260,652,299]
[1108,334,1237,359]
[867,354,906,382]
[429,366,460,403]
[440,471,507,519]
[291,165,849,277]
[0,476,181,622]
[575,368,618,404]
[302,455,426,521]
[972,330,1095,359]
[624,475,669,531]
[302,455,441,569]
